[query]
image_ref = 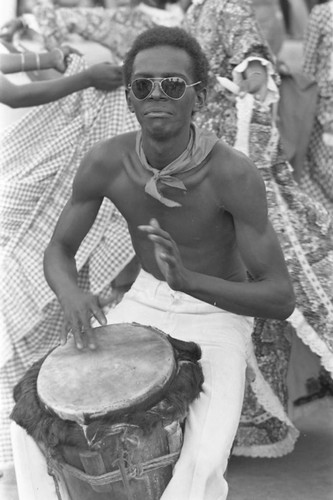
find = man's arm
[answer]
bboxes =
[43,147,110,349]
[139,156,295,321]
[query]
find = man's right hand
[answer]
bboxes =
[60,290,107,350]
[88,63,123,91]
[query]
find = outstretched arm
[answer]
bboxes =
[0,61,123,107]
[0,47,67,74]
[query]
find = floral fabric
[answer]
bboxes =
[184,0,333,456]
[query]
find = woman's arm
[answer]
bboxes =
[0,48,67,74]
[0,62,123,108]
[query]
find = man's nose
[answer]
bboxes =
[150,81,165,99]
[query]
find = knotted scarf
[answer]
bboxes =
[135,124,219,207]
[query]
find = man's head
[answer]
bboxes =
[123,27,208,139]
[123,26,209,90]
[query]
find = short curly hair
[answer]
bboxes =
[123,26,209,90]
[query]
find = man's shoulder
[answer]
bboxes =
[210,139,259,182]
[87,131,137,166]
[208,141,266,216]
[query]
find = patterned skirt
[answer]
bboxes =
[194,84,333,456]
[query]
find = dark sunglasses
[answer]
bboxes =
[128,77,201,101]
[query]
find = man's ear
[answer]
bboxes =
[125,88,135,113]
[193,88,207,112]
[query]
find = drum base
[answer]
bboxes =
[47,421,180,500]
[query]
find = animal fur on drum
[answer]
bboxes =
[10,336,204,451]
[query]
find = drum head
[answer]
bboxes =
[37,323,176,424]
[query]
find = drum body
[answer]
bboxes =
[12,323,203,500]
[51,420,178,500]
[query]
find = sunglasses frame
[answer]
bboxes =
[128,77,202,101]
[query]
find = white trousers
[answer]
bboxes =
[11,270,253,500]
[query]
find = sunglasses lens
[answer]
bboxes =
[161,77,186,99]
[131,79,153,100]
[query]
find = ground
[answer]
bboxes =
[228,398,333,500]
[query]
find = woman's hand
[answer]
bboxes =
[51,45,82,73]
[87,62,124,91]
[0,19,24,42]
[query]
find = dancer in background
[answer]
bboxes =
[0,0,185,468]
[184,0,333,458]
[300,0,333,216]
[0,0,185,53]
[252,0,287,56]
[0,51,137,467]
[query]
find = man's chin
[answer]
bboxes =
[144,121,173,139]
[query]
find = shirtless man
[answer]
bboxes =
[40,26,294,500]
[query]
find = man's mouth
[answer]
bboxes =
[144,109,172,117]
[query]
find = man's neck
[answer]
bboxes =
[141,130,192,170]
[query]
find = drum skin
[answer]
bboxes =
[37,323,176,424]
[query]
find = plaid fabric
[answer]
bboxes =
[300,125,333,214]
[0,0,185,466]
[303,3,333,97]
[0,56,138,463]
[300,2,333,214]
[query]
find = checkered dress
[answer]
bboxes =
[0,0,185,466]
[300,1,333,214]
[0,56,138,463]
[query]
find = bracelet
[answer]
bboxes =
[20,53,24,72]
[35,52,41,71]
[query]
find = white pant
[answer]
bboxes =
[11,270,254,500]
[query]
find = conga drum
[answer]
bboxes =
[11,323,204,500]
